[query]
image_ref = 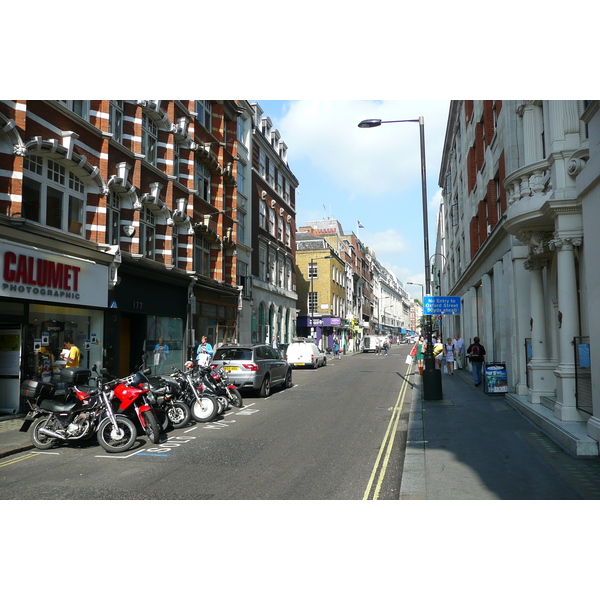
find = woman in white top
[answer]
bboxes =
[444,337,455,375]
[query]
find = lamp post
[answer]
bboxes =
[359,117,442,400]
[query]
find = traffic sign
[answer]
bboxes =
[423,296,461,315]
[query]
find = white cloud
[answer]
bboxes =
[279,100,450,198]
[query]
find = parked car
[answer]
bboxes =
[286,340,327,369]
[210,344,292,397]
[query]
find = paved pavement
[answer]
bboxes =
[4,359,600,500]
[400,364,600,500]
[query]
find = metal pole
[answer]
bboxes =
[418,117,442,400]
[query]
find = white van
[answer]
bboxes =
[286,339,327,369]
[361,335,380,353]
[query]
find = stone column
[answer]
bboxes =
[548,235,584,420]
[523,258,555,402]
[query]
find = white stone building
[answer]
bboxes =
[437,100,598,456]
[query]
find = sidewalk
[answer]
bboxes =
[400,365,600,500]
[0,415,33,459]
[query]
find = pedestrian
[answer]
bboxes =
[333,337,341,359]
[383,338,389,356]
[444,337,455,375]
[153,337,169,374]
[63,337,81,368]
[196,335,214,367]
[466,336,486,386]
[433,338,444,370]
[453,333,464,369]
[375,338,381,354]
[415,336,425,376]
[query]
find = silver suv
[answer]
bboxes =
[210,344,293,397]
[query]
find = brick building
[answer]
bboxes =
[0,100,241,411]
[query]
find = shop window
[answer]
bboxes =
[22,155,85,236]
[26,304,104,382]
[145,315,183,376]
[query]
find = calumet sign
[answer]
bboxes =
[1,241,108,307]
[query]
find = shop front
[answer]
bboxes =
[107,263,190,377]
[0,239,109,413]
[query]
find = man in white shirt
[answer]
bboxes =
[454,333,465,369]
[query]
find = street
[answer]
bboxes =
[0,346,413,500]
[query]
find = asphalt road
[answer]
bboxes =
[0,346,413,500]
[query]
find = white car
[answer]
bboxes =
[286,340,327,369]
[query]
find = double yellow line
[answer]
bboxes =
[363,361,412,500]
[0,452,40,469]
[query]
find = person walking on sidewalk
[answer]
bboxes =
[466,336,486,386]
[444,337,455,375]
[453,333,464,369]
[415,336,425,375]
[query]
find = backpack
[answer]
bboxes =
[469,344,480,361]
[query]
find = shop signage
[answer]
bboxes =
[484,363,508,395]
[1,241,108,308]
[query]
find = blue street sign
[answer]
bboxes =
[423,296,461,315]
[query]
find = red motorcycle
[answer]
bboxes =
[103,368,162,444]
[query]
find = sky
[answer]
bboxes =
[252,100,450,296]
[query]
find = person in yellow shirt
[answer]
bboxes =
[63,337,81,368]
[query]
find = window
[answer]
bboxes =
[194,237,211,277]
[173,140,180,181]
[195,159,211,203]
[284,180,290,203]
[196,100,212,131]
[269,249,276,283]
[140,206,155,259]
[59,100,89,120]
[269,207,276,236]
[236,161,246,193]
[106,190,120,245]
[109,101,124,143]
[258,243,267,281]
[277,171,283,195]
[259,199,267,230]
[268,160,275,186]
[308,292,318,314]
[172,231,179,267]
[278,215,284,243]
[259,148,266,178]
[286,222,291,247]
[22,154,86,235]
[237,261,250,297]
[309,263,318,279]
[286,258,292,290]
[237,210,246,245]
[142,113,158,166]
[237,116,247,147]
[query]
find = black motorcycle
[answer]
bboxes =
[147,373,192,429]
[20,366,138,453]
[169,367,219,423]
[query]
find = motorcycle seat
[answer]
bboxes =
[39,399,80,413]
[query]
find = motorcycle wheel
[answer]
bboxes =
[97,415,137,453]
[229,388,243,408]
[142,410,161,444]
[168,401,191,429]
[31,416,59,450]
[191,395,219,423]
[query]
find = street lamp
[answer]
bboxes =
[358,117,442,400]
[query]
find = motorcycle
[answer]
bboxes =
[198,363,243,411]
[170,365,219,423]
[102,368,162,444]
[147,373,192,429]
[19,366,138,453]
